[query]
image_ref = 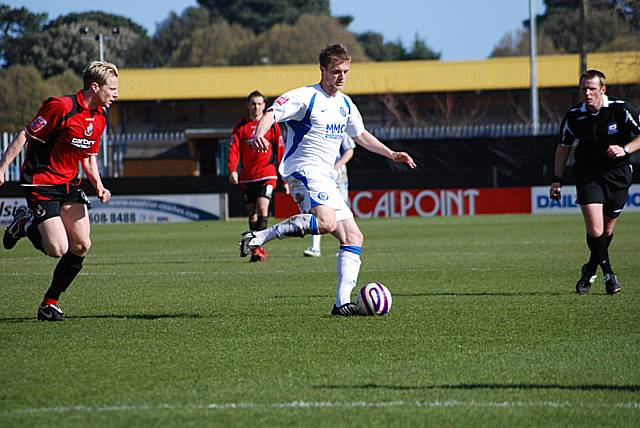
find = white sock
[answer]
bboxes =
[335,246,362,306]
[254,214,318,245]
[311,234,321,251]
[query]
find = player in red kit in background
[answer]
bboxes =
[0,61,118,321]
[228,90,286,262]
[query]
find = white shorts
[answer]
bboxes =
[286,168,353,222]
[334,165,350,206]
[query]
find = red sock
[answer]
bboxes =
[43,298,58,306]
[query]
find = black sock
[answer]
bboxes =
[44,251,85,301]
[256,215,268,231]
[585,234,613,273]
[586,234,614,276]
[249,220,257,231]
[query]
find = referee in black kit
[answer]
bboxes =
[550,69,640,295]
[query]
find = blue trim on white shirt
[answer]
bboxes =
[284,93,317,162]
[342,96,351,115]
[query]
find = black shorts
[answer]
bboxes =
[242,180,275,204]
[576,165,632,218]
[23,181,91,225]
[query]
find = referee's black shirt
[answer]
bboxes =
[560,95,640,178]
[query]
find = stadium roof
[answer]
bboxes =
[118,51,639,101]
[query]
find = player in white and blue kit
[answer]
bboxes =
[239,44,416,316]
[303,134,355,257]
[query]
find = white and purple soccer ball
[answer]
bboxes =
[356,282,392,316]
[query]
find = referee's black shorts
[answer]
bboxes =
[576,165,633,218]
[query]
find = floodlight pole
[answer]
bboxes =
[529,0,540,136]
[579,0,588,74]
[98,33,105,63]
[97,33,109,176]
[80,27,118,176]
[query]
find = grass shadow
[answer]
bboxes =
[272,292,572,299]
[397,292,575,297]
[315,383,640,392]
[90,260,197,266]
[271,294,332,299]
[0,313,206,323]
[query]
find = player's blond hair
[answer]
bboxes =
[83,61,119,90]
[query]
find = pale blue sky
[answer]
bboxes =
[5,0,546,61]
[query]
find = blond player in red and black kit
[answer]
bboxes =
[228,90,285,262]
[0,61,118,321]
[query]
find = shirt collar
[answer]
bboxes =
[75,90,105,115]
[75,90,89,110]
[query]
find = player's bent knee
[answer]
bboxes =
[586,226,604,238]
[318,220,337,234]
[44,243,68,258]
[70,240,91,255]
[603,218,618,235]
[314,213,337,234]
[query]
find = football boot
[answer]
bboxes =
[37,303,66,322]
[3,206,32,250]
[603,273,621,295]
[575,263,597,295]
[331,303,360,317]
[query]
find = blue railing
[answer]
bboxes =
[1,131,185,181]
[4,125,639,182]
[370,123,560,140]
[109,132,185,177]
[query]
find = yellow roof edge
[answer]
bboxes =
[118,51,640,101]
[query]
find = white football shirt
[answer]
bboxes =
[269,84,365,178]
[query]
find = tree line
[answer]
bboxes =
[0,0,638,131]
[1,0,440,75]
[0,0,441,130]
[490,0,639,57]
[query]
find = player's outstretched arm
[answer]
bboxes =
[0,130,28,187]
[353,130,416,169]
[253,111,277,152]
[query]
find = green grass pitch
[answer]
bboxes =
[1,214,639,427]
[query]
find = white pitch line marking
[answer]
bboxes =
[4,400,640,415]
